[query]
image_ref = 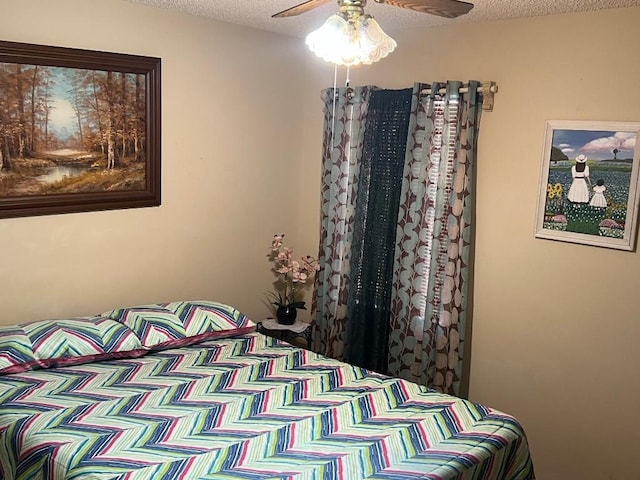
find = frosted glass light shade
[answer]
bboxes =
[305,14,397,67]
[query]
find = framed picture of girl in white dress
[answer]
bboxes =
[535,120,640,251]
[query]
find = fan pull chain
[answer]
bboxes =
[330,64,354,154]
[330,63,338,157]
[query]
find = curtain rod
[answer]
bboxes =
[339,81,499,112]
[420,81,498,112]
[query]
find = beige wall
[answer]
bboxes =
[297,7,640,480]
[0,0,311,323]
[2,1,640,479]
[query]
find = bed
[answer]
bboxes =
[0,301,535,480]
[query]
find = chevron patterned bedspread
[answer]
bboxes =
[0,332,534,480]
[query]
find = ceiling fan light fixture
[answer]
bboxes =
[305,13,397,67]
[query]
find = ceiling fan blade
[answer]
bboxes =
[272,0,333,18]
[376,0,474,18]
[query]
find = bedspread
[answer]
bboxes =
[0,333,534,479]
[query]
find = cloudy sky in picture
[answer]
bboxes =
[553,129,637,161]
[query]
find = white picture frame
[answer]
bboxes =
[535,120,640,251]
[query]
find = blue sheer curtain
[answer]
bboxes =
[345,88,412,373]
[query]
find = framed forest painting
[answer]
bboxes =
[535,120,640,251]
[0,41,161,219]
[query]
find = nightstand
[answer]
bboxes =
[257,318,312,350]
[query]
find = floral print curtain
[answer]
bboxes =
[311,86,372,361]
[388,81,482,396]
[312,81,483,397]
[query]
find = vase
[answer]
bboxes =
[276,305,297,325]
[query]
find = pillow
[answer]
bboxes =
[24,316,147,366]
[101,304,188,349]
[102,301,255,350]
[163,300,256,340]
[0,317,147,375]
[0,326,41,375]
[0,301,254,375]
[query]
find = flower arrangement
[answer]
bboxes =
[267,234,319,323]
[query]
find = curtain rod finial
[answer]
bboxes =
[481,81,498,112]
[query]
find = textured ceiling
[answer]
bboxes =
[123,0,640,37]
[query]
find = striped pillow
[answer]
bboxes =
[162,300,255,336]
[102,301,255,350]
[101,304,187,349]
[0,326,40,375]
[0,301,255,375]
[23,317,146,366]
[0,317,147,375]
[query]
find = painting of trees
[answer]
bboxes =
[0,64,146,170]
[0,40,160,219]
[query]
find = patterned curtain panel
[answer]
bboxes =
[313,81,483,397]
[388,81,483,396]
[312,86,372,361]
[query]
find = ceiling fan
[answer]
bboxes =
[273,0,475,20]
[275,0,474,66]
